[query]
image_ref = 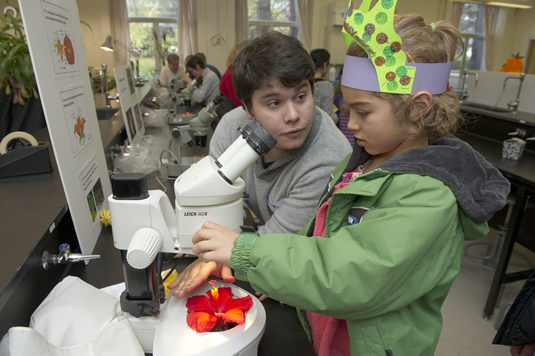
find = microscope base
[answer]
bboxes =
[127,313,161,353]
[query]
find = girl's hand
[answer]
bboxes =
[192,221,239,266]
[168,258,235,298]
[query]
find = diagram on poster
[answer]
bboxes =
[42,0,80,78]
[59,83,94,161]
[78,154,107,231]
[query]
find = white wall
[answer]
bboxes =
[76,0,115,75]
[196,0,235,73]
[508,6,535,72]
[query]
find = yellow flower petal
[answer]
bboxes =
[100,209,111,227]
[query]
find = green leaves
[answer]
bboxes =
[0,5,36,99]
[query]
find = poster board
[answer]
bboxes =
[18,0,112,255]
[114,65,145,145]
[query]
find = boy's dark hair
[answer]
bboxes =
[195,52,207,64]
[232,31,315,111]
[186,55,206,70]
[310,49,330,70]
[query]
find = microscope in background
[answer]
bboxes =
[167,93,224,177]
[107,119,276,352]
[100,64,120,108]
[167,78,200,125]
[168,78,187,95]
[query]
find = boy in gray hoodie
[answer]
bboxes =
[169,31,352,296]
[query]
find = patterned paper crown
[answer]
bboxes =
[341,0,453,95]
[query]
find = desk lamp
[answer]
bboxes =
[100,35,142,80]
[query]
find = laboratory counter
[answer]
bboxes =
[0,84,147,305]
[458,106,535,319]
[460,103,535,128]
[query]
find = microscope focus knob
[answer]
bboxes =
[127,228,163,269]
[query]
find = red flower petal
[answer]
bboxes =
[222,295,253,314]
[186,286,254,333]
[186,295,216,314]
[207,286,233,306]
[187,311,218,332]
[220,308,246,325]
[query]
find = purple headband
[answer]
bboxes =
[341,55,453,95]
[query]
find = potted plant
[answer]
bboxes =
[0,3,38,106]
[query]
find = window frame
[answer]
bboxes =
[450,3,486,95]
[458,33,485,82]
[128,16,177,73]
[247,0,299,40]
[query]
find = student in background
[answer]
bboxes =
[184,54,194,80]
[159,53,184,88]
[310,48,338,123]
[333,79,354,147]
[220,42,246,108]
[195,52,222,79]
[215,42,247,126]
[180,55,220,106]
[173,6,510,355]
[332,64,343,89]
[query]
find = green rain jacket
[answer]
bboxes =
[231,137,510,355]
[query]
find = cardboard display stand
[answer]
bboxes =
[114,65,145,145]
[19,0,112,255]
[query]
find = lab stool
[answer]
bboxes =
[463,195,535,272]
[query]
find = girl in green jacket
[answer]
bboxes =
[170,2,510,355]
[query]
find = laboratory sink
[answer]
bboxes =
[96,107,119,120]
[461,102,513,113]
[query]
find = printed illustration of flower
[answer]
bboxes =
[186,280,253,333]
[53,34,66,62]
[74,116,86,145]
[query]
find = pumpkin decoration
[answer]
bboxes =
[64,35,75,65]
[498,52,524,73]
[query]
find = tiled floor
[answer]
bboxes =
[436,230,535,355]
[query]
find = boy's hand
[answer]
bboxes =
[192,221,239,266]
[168,258,235,298]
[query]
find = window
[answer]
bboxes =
[126,0,178,77]
[450,3,485,93]
[248,0,299,39]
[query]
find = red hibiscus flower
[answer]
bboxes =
[186,281,253,333]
